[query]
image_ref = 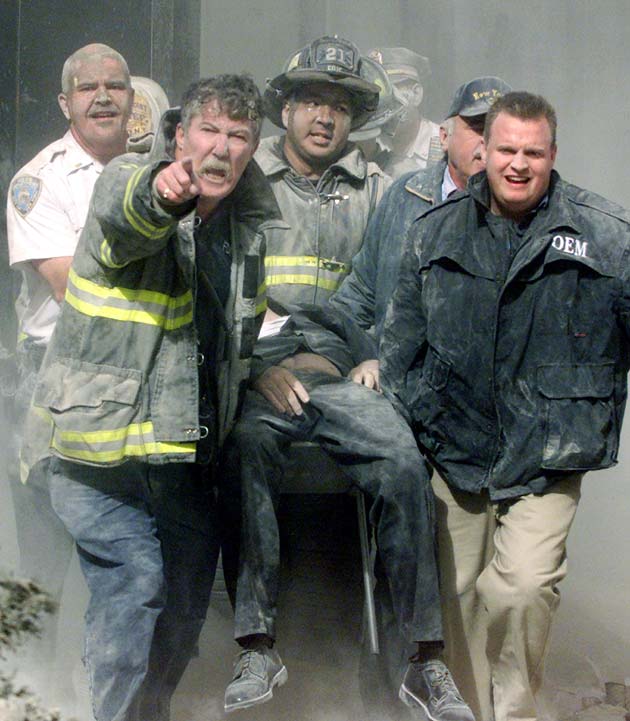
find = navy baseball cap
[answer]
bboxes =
[446,76,512,118]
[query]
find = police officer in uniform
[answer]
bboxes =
[6,42,134,708]
[366,46,442,179]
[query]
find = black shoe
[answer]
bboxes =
[224,645,288,712]
[399,659,475,721]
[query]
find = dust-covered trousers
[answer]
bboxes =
[10,340,73,604]
[432,472,582,721]
[49,457,219,721]
[8,340,80,704]
[222,370,442,645]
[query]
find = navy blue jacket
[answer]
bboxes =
[330,159,445,344]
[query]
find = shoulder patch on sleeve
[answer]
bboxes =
[11,175,43,217]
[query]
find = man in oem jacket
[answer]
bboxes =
[381,91,630,721]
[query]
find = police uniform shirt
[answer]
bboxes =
[378,116,442,179]
[7,130,104,345]
[409,116,442,168]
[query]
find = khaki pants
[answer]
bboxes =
[432,473,582,721]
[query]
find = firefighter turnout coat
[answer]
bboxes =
[22,128,281,471]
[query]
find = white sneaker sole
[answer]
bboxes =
[224,665,288,713]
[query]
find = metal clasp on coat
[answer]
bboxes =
[320,192,349,205]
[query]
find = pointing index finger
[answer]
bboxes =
[180,156,194,179]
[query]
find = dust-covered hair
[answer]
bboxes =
[484,91,557,146]
[61,43,130,94]
[180,74,263,139]
[440,116,456,137]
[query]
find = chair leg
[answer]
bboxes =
[354,490,379,654]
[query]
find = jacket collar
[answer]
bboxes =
[53,130,104,175]
[404,157,446,205]
[255,134,369,182]
[467,169,582,234]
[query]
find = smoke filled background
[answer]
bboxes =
[1,1,629,719]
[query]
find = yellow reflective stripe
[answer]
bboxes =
[66,268,193,329]
[264,255,350,273]
[69,268,190,308]
[65,294,193,329]
[123,166,172,240]
[265,273,342,291]
[256,296,267,317]
[99,238,128,269]
[56,421,153,443]
[255,279,267,316]
[51,420,195,463]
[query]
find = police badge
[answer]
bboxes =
[11,175,42,217]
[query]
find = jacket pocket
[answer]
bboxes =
[538,362,617,470]
[34,359,142,434]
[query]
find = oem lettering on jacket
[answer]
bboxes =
[552,234,588,258]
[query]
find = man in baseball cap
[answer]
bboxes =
[328,75,512,721]
[441,76,513,196]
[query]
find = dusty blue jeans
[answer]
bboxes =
[222,371,442,646]
[49,458,218,721]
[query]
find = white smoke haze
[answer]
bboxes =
[2,2,630,720]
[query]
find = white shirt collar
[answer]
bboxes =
[441,164,459,201]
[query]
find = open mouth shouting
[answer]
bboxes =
[198,159,232,184]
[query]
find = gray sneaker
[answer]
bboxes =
[399,659,475,721]
[224,645,288,712]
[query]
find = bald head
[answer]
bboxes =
[61,43,130,94]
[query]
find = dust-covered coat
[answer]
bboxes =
[381,170,630,500]
[23,114,281,470]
